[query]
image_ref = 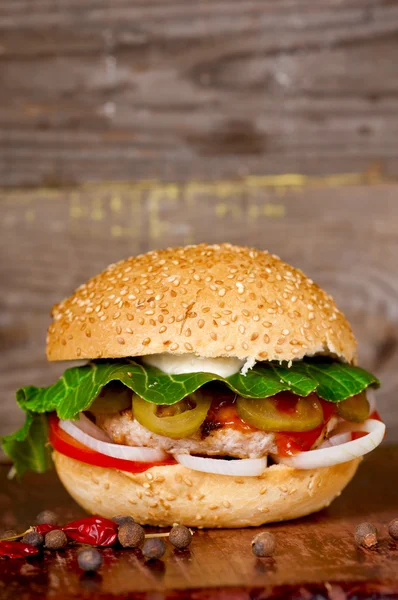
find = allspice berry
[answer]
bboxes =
[22,530,44,547]
[142,538,166,560]
[112,515,135,527]
[36,510,58,526]
[169,525,192,549]
[118,522,145,548]
[45,529,68,550]
[388,519,398,540]
[251,532,276,557]
[78,548,103,572]
[355,522,378,548]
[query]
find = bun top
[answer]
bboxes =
[47,243,357,363]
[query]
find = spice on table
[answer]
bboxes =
[169,525,192,549]
[45,530,68,550]
[118,522,145,548]
[36,510,58,526]
[112,515,135,527]
[63,516,118,547]
[355,522,378,548]
[388,519,398,540]
[35,524,59,536]
[0,530,17,539]
[251,532,276,557]
[22,531,44,547]
[77,548,103,572]
[0,540,40,559]
[142,538,166,560]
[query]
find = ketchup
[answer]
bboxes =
[202,392,257,435]
[275,399,337,457]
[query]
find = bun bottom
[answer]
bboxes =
[53,451,360,528]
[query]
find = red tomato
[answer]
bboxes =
[48,414,176,473]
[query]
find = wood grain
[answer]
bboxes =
[1,0,398,186]
[0,180,397,447]
[1,447,398,599]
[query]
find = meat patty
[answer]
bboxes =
[96,410,276,458]
[95,410,339,459]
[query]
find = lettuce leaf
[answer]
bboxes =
[1,358,379,475]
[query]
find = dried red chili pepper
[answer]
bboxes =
[35,524,59,535]
[0,541,40,559]
[63,516,117,547]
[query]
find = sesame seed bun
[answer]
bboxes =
[53,451,360,528]
[47,243,356,363]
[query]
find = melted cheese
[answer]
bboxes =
[141,353,245,377]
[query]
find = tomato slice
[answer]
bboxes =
[48,414,176,474]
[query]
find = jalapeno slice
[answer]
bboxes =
[236,392,324,432]
[89,383,132,414]
[337,392,370,422]
[132,390,212,439]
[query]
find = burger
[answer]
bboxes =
[2,244,384,528]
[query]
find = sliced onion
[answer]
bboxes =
[319,432,351,449]
[273,419,385,470]
[73,413,113,443]
[59,418,169,462]
[175,454,267,476]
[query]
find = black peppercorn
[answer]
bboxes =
[118,522,145,548]
[45,529,68,550]
[251,532,276,557]
[36,510,58,526]
[355,522,378,548]
[169,525,192,549]
[78,548,103,572]
[142,538,166,560]
[112,515,135,527]
[22,530,44,547]
[388,519,398,540]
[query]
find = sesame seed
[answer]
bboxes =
[170,343,179,351]
[142,338,151,345]
[210,333,217,341]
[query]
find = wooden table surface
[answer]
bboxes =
[1,446,398,600]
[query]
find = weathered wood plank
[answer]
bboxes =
[1,0,398,185]
[0,179,397,447]
[1,448,398,598]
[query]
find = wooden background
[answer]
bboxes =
[1,1,398,452]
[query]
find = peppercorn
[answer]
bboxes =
[0,530,17,539]
[22,530,44,547]
[112,515,135,527]
[169,525,192,549]
[355,522,378,548]
[142,538,166,560]
[45,529,68,550]
[118,522,145,548]
[78,548,103,572]
[251,532,276,557]
[388,519,398,540]
[36,510,58,526]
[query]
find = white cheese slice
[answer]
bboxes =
[141,353,245,378]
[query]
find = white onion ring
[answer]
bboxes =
[175,454,267,476]
[273,419,385,470]
[73,413,113,443]
[59,418,169,462]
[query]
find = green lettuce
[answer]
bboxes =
[1,358,379,476]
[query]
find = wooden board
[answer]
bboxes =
[1,1,398,186]
[0,446,398,599]
[1,179,398,447]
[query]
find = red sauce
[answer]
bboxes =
[275,399,337,457]
[203,392,257,434]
